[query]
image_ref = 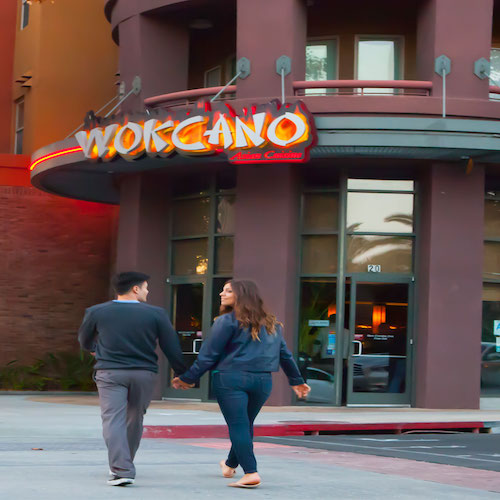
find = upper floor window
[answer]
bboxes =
[356,37,403,94]
[14,99,24,154]
[20,0,29,30]
[305,39,338,95]
[204,66,222,88]
[490,48,500,99]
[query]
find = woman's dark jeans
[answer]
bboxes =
[213,371,273,474]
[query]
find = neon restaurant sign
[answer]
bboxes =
[74,100,316,165]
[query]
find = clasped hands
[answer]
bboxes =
[172,377,195,390]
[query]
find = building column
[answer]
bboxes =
[116,172,170,398]
[233,164,300,405]
[236,0,307,99]
[415,163,484,408]
[416,0,493,99]
[118,15,189,112]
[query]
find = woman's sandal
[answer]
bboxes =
[228,481,261,488]
[219,460,236,478]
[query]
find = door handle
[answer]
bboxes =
[352,340,362,356]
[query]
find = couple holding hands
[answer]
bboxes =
[79,272,310,488]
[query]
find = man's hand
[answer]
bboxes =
[291,383,311,399]
[172,376,195,390]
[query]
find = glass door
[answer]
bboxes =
[164,280,205,399]
[346,277,413,406]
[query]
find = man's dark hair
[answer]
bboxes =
[111,272,150,295]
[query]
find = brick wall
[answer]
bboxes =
[0,185,118,365]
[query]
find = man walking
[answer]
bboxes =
[78,271,186,486]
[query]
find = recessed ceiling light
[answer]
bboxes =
[189,18,213,30]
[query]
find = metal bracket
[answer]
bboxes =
[131,75,142,95]
[435,55,451,76]
[474,57,490,79]
[276,55,291,76]
[236,57,251,79]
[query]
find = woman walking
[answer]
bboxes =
[173,279,310,488]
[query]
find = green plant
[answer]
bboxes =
[0,351,96,391]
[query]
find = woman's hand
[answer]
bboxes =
[172,377,195,390]
[291,383,311,399]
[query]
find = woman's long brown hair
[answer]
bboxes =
[220,280,280,341]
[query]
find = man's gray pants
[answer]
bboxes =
[95,369,156,479]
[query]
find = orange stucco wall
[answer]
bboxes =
[12,0,118,155]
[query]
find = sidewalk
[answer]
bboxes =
[21,394,500,437]
[1,395,500,499]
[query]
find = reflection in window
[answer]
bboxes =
[173,198,210,237]
[216,196,235,234]
[302,235,338,274]
[347,179,414,191]
[347,192,414,233]
[490,48,500,99]
[484,242,500,280]
[357,38,401,94]
[215,237,234,274]
[172,239,208,275]
[481,283,500,396]
[347,235,413,273]
[305,40,337,95]
[298,279,336,404]
[485,199,500,239]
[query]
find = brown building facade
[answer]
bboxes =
[30,0,500,408]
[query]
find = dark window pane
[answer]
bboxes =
[172,198,210,237]
[303,193,338,232]
[347,192,414,233]
[302,235,338,274]
[216,169,237,191]
[215,237,233,274]
[481,283,500,396]
[484,242,500,280]
[216,196,235,234]
[298,278,336,404]
[172,176,210,196]
[172,238,208,275]
[302,168,339,188]
[347,235,413,273]
[485,199,500,239]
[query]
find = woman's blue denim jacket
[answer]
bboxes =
[179,312,304,386]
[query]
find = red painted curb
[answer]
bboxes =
[142,421,486,439]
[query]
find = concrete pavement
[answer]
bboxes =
[1,395,500,499]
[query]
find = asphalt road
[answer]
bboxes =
[256,433,500,472]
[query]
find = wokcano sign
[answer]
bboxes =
[75,100,316,165]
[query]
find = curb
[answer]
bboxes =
[143,421,491,439]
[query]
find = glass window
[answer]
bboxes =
[215,237,233,274]
[302,193,338,232]
[346,235,413,273]
[356,38,401,94]
[15,99,24,155]
[490,48,500,99]
[216,169,237,192]
[172,198,210,237]
[305,40,337,95]
[302,235,338,274]
[484,242,500,280]
[298,278,337,404]
[481,283,500,396]
[204,66,222,87]
[20,0,29,30]
[347,192,414,233]
[216,196,235,234]
[172,239,208,275]
[485,199,500,239]
[348,179,414,191]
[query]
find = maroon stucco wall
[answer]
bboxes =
[415,163,484,408]
[233,164,300,405]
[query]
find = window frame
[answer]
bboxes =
[204,66,222,88]
[306,37,339,82]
